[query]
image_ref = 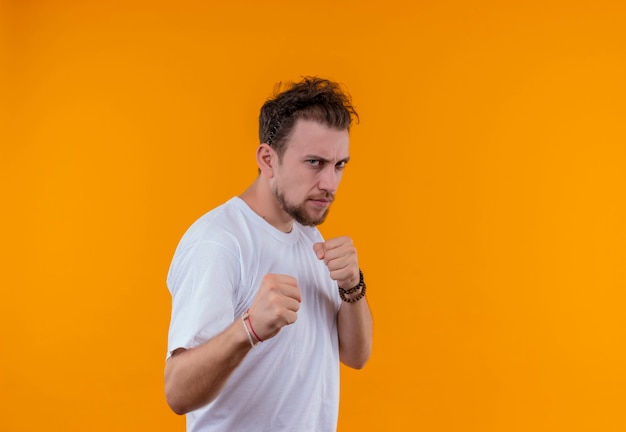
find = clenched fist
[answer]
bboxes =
[248,274,301,341]
[313,236,360,289]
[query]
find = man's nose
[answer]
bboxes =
[318,167,340,193]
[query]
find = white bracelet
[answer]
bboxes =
[242,311,259,348]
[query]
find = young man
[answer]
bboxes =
[164,77,373,431]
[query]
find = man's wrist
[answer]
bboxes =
[338,270,366,303]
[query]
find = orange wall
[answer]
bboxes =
[2,1,626,430]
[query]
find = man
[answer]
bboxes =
[164,77,373,431]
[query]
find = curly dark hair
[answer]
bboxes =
[259,77,359,160]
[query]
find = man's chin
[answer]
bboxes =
[310,210,330,226]
[294,208,329,227]
[274,189,330,226]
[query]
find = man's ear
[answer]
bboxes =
[256,143,276,178]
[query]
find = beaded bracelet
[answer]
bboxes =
[241,311,260,348]
[338,270,367,303]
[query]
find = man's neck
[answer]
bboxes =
[240,178,294,233]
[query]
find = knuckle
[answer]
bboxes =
[262,274,275,286]
[268,290,281,303]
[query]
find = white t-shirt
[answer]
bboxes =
[166,197,342,432]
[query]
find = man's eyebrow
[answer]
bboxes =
[303,155,351,164]
[338,156,351,165]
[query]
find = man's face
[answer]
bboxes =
[271,119,350,226]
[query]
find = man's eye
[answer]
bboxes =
[307,160,321,167]
[336,161,347,169]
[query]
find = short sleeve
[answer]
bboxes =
[166,240,240,360]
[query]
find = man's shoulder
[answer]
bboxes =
[193,197,243,226]
[178,197,251,245]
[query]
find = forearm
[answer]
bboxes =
[164,319,252,415]
[313,237,373,369]
[337,296,373,369]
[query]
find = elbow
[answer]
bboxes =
[164,357,193,416]
[352,357,369,370]
[165,378,190,416]
[166,385,213,416]
[164,356,219,415]
[167,401,187,417]
[340,345,372,370]
[166,384,218,416]
[342,354,370,370]
[166,398,187,416]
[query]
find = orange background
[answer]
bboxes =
[2,1,626,431]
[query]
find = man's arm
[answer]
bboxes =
[313,237,373,369]
[164,274,301,415]
[164,320,251,415]
[337,294,372,368]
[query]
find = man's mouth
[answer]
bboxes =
[308,196,334,207]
